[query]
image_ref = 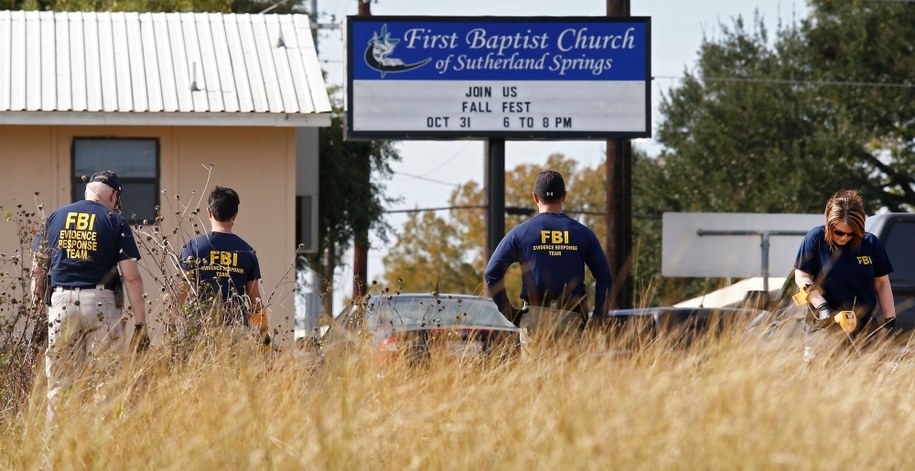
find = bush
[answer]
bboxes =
[0,198,49,423]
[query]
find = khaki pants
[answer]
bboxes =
[519,305,586,358]
[45,287,125,420]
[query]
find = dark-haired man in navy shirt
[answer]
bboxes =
[176,186,265,338]
[485,170,613,341]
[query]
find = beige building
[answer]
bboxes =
[0,11,331,346]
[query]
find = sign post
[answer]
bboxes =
[345,16,651,293]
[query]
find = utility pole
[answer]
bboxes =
[352,0,372,299]
[485,138,506,259]
[606,0,633,310]
[357,0,370,16]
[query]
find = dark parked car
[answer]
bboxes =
[324,293,521,362]
[867,213,915,329]
[597,306,768,348]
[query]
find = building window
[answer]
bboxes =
[72,138,160,223]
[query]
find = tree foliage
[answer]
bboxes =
[654,3,914,215]
[308,92,400,313]
[7,0,301,14]
[381,210,482,295]
[316,99,400,263]
[801,0,915,210]
[655,16,843,214]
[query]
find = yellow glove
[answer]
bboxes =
[250,310,271,347]
[792,285,811,306]
[250,310,268,329]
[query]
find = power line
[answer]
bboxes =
[385,205,606,217]
[385,205,485,214]
[384,205,663,220]
[417,141,474,177]
[653,75,915,89]
[393,172,462,187]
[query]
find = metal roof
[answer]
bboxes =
[0,10,331,127]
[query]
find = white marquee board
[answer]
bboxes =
[345,16,651,139]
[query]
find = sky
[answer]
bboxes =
[311,0,810,310]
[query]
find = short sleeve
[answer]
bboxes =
[794,227,823,275]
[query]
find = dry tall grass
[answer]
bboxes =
[2,321,915,470]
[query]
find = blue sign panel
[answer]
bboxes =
[346,16,651,140]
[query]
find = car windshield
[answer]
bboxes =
[881,219,915,285]
[365,294,515,329]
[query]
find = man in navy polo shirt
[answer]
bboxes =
[30,170,148,419]
[485,170,613,342]
[176,186,264,338]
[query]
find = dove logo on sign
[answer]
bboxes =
[364,24,431,78]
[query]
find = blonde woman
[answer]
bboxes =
[794,190,896,342]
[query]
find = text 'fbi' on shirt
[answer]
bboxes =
[58,211,99,259]
[532,230,579,256]
[198,251,248,276]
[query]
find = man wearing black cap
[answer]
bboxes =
[485,170,613,342]
[30,170,148,419]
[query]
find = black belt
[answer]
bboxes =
[522,298,590,329]
[526,299,562,308]
[54,284,108,292]
[525,298,585,309]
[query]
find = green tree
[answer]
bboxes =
[381,211,482,295]
[310,93,400,314]
[801,0,915,210]
[656,4,914,214]
[655,15,844,214]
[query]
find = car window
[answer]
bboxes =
[894,294,915,329]
[366,295,514,329]
[881,219,915,284]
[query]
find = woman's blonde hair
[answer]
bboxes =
[824,189,865,251]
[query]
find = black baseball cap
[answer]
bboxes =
[89,170,122,193]
[534,170,565,199]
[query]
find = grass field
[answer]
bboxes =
[2,320,915,470]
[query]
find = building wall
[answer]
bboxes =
[0,124,299,346]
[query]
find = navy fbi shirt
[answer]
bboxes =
[795,225,893,316]
[179,232,261,300]
[485,212,613,315]
[32,199,141,287]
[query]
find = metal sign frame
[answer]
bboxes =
[662,212,822,279]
